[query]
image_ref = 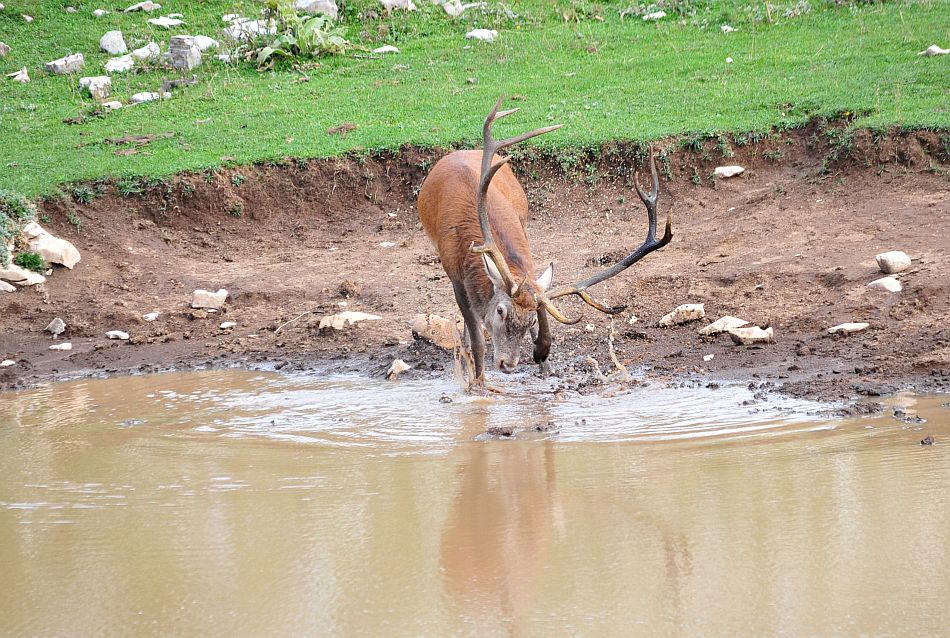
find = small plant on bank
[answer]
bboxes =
[71,185,96,204]
[252,0,349,69]
[13,251,46,273]
[117,177,144,197]
[66,211,82,229]
[0,189,37,266]
[226,203,244,218]
[231,174,246,187]
[764,149,784,162]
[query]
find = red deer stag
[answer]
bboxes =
[417,97,672,384]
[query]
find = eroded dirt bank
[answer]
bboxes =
[1,123,948,401]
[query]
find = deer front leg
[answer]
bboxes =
[532,307,552,375]
[453,282,486,384]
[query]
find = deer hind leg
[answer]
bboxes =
[453,282,486,384]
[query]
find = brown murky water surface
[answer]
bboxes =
[1,371,948,637]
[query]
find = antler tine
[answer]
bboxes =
[535,151,673,324]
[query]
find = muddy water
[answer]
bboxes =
[1,371,948,637]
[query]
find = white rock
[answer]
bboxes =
[729,326,773,345]
[410,313,458,349]
[442,1,485,17]
[874,250,911,274]
[100,30,128,54]
[223,19,276,41]
[192,35,219,51]
[380,0,416,10]
[130,91,162,103]
[93,9,108,17]
[658,303,706,327]
[373,45,400,54]
[318,311,382,331]
[222,13,241,22]
[698,315,749,335]
[919,44,949,56]
[79,76,112,100]
[21,222,81,268]
[131,42,161,60]
[0,280,15,292]
[0,264,45,286]
[66,6,77,12]
[386,359,411,380]
[215,54,232,63]
[720,24,736,33]
[0,359,15,367]
[105,55,135,73]
[45,53,85,75]
[627,315,638,325]
[7,67,29,83]
[220,321,237,329]
[714,165,745,178]
[143,312,159,321]
[465,28,497,42]
[0,42,10,57]
[22,14,32,22]
[49,343,73,351]
[167,12,183,18]
[169,35,201,69]
[643,10,666,20]
[725,56,734,64]
[867,276,902,293]
[148,16,183,28]
[101,100,123,110]
[379,241,397,248]
[295,0,339,18]
[46,317,67,337]
[828,322,869,335]
[106,330,130,340]
[125,1,161,12]
[191,288,228,309]
[703,354,715,362]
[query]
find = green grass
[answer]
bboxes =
[0,0,947,196]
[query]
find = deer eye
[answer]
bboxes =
[497,306,505,318]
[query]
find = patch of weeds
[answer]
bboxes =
[39,214,52,224]
[560,1,603,23]
[616,194,626,204]
[691,167,702,185]
[558,152,580,175]
[226,203,244,218]
[764,149,784,162]
[181,183,196,197]
[71,184,97,204]
[940,134,950,161]
[251,0,349,69]
[657,147,674,181]
[13,251,46,273]
[0,189,37,266]
[680,133,706,152]
[231,173,246,187]
[204,171,216,184]
[66,211,82,229]
[716,134,734,159]
[116,177,144,197]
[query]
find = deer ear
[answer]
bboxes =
[482,254,506,291]
[537,262,554,292]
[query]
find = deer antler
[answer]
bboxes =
[472,96,562,294]
[535,152,673,324]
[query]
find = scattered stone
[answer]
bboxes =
[714,165,745,178]
[643,10,666,20]
[66,6,77,12]
[131,42,161,60]
[318,311,382,331]
[6,67,29,83]
[130,91,168,103]
[828,322,869,335]
[101,100,123,110]
[100,30,128,55]
[728,326,774,345]
[192,35,219,51]
[79,76,112,100]
[875,250,911,274]
[106,330,130,340]
[725,56,734,64]
[465,28,497,42]
[21,221,82,268]
[294,0,339,18]
[143,312,159,321]
[215,53,233,63]
[125,1,161,12]
[486,425,514,437]
[22,14,32,22]
[0,359,14,367]
[0,264,45,286]
[0,280,15,292]
[721,24,736,33]
[219,321,236,329]
[698,315,749,335]
[105,55,135,73]
[148,16,183,28]
[45,317,67,337]
[45,53,85,75]
[410,313,459,349]
[380,0,416,11]
[49,343,73,351]
[373,45,400,54]
[658,303,706,327]
[703,354,715,362]
[919,44,949,56]
[867,276,902,293]
[223,19,276,41]
[920,435,935,446]
[627,315,639,325]
[169,35,201,70]
[379,241,397,248]
[191,288,228,309]
[222,13,241,22]
[386,359,411,380]
[0,42,9,57]
[441,0,485,17]
[167,12,183,18]
[93,9,108,17]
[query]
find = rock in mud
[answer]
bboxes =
[410,313,459,349]
[0,280,15,292]
[486,425,514,437]
[465,28,497,42]
[698,315,749,335]
[148,16,183,28]
[728,326,774,345]
[658,303,705,327]
[0,42,10,57]
[125,1,161,11]
[714,165,745,178]
[294,0,338,18]
[191,288,228,309]
[875,250,911,274]
[828,322,869,335]
[386,359,411,380]
[867,276,902,293]
[105,55,135,73]
[45,53,84,75]
[169,35,201,70]
[49,343,73,351]
[143,312,159,321]
[46,317,67,337]
[0,359,15,367]
[919,44,949,56]
[106,330,130,340]
[21,221,82,268]
[6,67,29,83]
[920,435,935,445]
[100,31,128,55]
[78,76,112,100]
[219,321,236,329]
[318,311,381,331]
[703,354,715,362]
[0,264,45,286]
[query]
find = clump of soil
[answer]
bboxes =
[1,121,948,401]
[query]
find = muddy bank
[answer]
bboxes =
[1,122,948,401]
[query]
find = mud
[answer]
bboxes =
[1,121,948,400]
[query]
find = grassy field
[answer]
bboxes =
[0,0,947,196]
